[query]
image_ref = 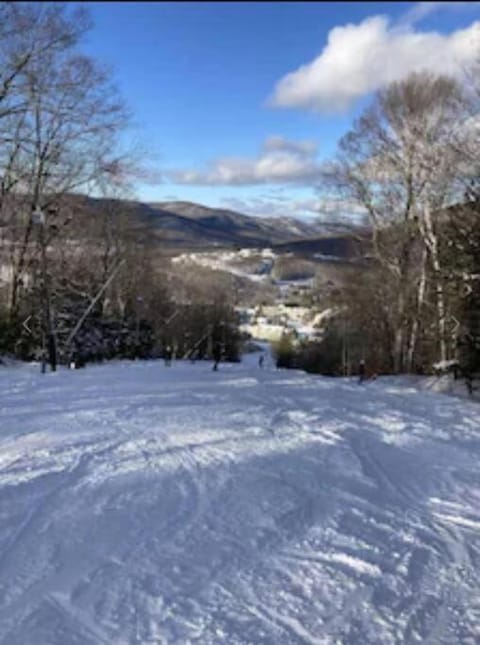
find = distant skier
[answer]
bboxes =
[358,359,366,384]
[212,343,222,371]
[71,347,85,369]
[164,345,172,367]
[259,354,265,369]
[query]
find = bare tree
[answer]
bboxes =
[323,71,471,372]
[0,3,129,369]
[0,3,90,211]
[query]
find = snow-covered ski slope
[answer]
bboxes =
[1,358,480,644]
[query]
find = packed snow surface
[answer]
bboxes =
[1,358,480,644]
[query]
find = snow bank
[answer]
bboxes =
[381,373,480,402]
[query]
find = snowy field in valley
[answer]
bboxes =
[1,356,480,644]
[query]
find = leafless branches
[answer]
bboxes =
[322,70,479,372]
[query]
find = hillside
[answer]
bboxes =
[155,201,325,241]
[272,232,370,259]
[1,357,479,642]
[64,194,346,251]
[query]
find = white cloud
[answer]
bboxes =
[167,136,322,186]
[220,195,323,219]
[400,2,480,28]
[220,195,367,226]
[270,16,480,112]
[262,135,317,156]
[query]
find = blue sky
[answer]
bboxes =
[81,1,480,219]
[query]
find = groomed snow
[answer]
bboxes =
[1,357,480,643]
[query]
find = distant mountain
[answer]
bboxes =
[148,201,327,246]
[60,194,363,255]
[260,216,324,239]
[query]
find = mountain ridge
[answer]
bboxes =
[66,194,337,249]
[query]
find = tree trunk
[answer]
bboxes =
[39,218,57,371]
[406,248,428,372]
[393,289,406,373]
[9,214,34,321]
[422,204,447,363]
[393,327,404,373]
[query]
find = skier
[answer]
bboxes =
[259,354,265,369]
[358,359,366,384]
[212,342,222,371]
[164,345,172,367]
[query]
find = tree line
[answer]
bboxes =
[0,3,241,369]
[275,67,480,390]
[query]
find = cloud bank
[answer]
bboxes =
[270,16,480,112]
[168,136,322,186]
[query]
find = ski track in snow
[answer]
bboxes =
[0,359,480,644]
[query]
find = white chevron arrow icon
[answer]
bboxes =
[22,315,32,334]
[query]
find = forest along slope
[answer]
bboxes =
[0,359,479,644]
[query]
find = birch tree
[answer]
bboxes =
[323,71,470,372]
